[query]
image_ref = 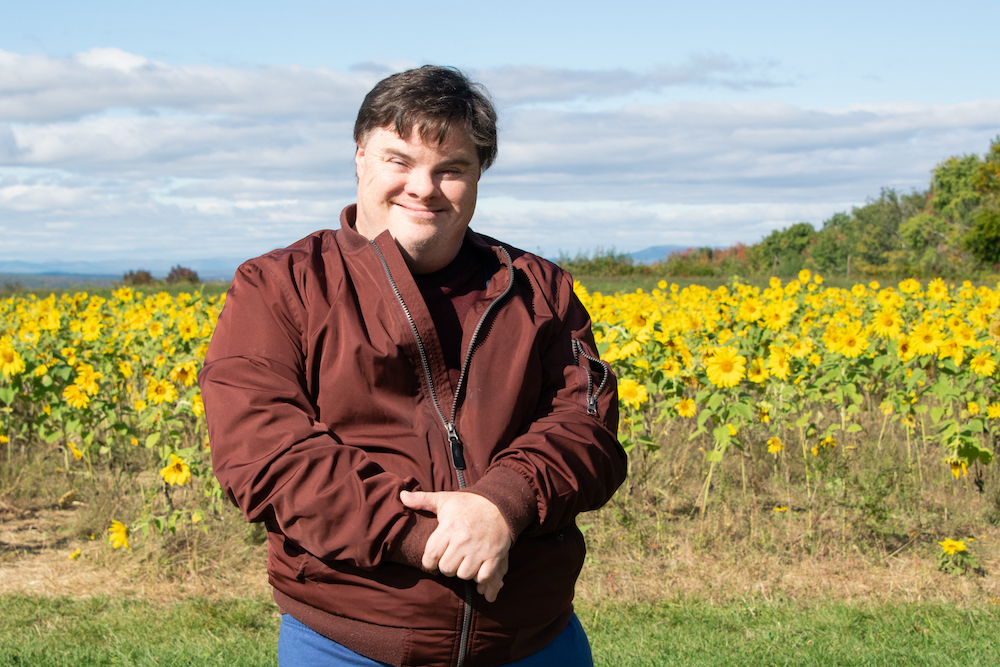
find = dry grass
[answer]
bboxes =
[2,415,999,606]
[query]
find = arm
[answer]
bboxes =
[403,268,626,597]
[468,269,626,538]
[199,259,435,570]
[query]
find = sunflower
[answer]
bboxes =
[169,360,199,387]
[0,338,25,377]
[108,520,130,549]
[617,378,648,410]
[837,330,868,358]
[746,358,769,383]
[767,437,784,455]
[938,538,967,555]
[62,384,90,410]
[909,322,943,356]
[705,346,746,388]
[926,278,949,301]
[160,454,191,486]
[146,378,178,405]
[987,403,1000,420]
[675,398,696,418]
[871,310,902,339]
[969,352,997,377]
[898,278,921,294]
[660,358,681,378]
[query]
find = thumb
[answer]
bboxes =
[400,489,440,513]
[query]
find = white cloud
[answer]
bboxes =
[0,48,998,267]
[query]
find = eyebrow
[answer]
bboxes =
[384,148,475,169]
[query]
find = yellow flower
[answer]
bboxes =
[836,329,868,358]
[34,364,48,377]
[68,548,82,560]
[169,360,199,387]
[146,378,178,405]
[0,338,26,377]
[969,353,997,377]
[909,322,942,356]
[988,403,1000,420]
[148,321,164,339]
[705,346,746,388]
[798,269,811,283]
[898,278,921,294]
[67,441,84,460]
[108,520,130,549]
[134,398,147,412]
[660,358,681,378]
[938,538,967,555]
[119,361,133,378]
[675,398,696,418]
[192,393,205,418]
[773,505,789,512]
[767,437,784,455]
[62,384,90,410]
[747,358,769,383]
[968,401,980,416]
[160,454,191,486]
[950,459,968,479]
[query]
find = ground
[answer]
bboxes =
[3,501,999,608]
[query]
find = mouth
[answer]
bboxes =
[393,202,443,219]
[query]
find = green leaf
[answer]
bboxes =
[0,387,14,406]
[145,432,162,449]
[968,419,984,434]
[930,407,945,423]
[846,424,863,433]
[705,450,724,463]
[707,393,725,411]
[729,403,754,421]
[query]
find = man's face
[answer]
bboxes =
[354,126,480,272]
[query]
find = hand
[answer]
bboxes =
[400,490,512,602]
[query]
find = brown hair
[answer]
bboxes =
[354,65,498,172]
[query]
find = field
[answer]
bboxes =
[2,272,1000,664]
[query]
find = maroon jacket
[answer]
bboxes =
[199,207,625,667]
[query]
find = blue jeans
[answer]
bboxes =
[278,612,594,666]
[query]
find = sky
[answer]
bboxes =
[2,0,999,271]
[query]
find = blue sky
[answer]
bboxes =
[2,0,999,269]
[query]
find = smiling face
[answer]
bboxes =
[354,126,481,274]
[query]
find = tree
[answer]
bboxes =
[166,265,200,284]
[123,269,155,286]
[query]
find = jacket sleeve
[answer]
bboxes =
[198,259,435,570]
[466,269,626,539]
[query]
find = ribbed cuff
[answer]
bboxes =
[465,465,537,541]
[387,512,438,568]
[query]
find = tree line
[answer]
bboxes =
[560,136,1000,279]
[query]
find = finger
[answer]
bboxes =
[421,530,447,573]
[436,546,463,578]
[455,556,481,581]
[400,490,439,513]
[477,576,504,602]
[474,555,508,585]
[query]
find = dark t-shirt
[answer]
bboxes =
[412,239,491,391]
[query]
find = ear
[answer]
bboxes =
[355,141,366,178]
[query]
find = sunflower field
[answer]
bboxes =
[2,272,999,552]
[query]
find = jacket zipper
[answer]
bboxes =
[572,339,611,415]
[369,240,514,667]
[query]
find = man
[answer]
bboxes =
[199,65,626,667]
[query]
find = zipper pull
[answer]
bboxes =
[446,423,466,470]
[587,396,598,416]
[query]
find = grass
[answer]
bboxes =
[2,595,999,666]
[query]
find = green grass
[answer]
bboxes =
[2,595,998,666]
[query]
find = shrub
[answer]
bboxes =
[122,269,155,286]
[165,265,200,284]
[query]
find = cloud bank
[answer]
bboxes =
[1,48,999,268]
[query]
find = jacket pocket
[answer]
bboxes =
[571,338,611,417]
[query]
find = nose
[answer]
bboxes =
[404,168,440,201]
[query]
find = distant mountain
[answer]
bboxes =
[628,245,690,264]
